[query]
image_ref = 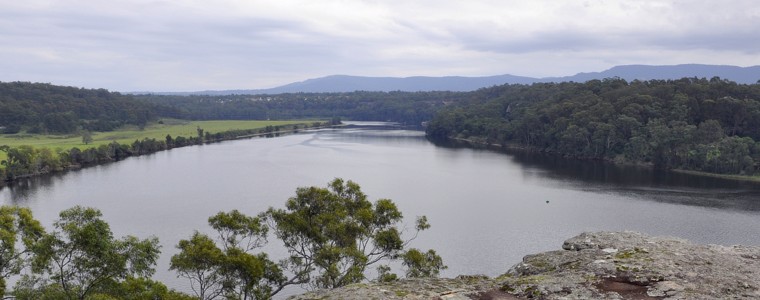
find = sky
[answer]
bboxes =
[1,0,758,92]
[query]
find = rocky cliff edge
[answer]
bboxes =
[289,231,760,299]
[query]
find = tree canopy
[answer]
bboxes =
[29,206,161,300]
[265,178,443,290]
[0,82,177,134]
[135,91,466,125]
[1,177,445,300]
[0,206,45,296]
[0,206,177,300]
[171,178,446,299]
[426,77,760,175]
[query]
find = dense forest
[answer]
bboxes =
[426,77,760,175]
[0,82,456,135]
[0,82,466,134]
[0,82,179,134]
[6,78,760,178]
[135,91,467,125]
[1,81,464,183]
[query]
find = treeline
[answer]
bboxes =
[1,122,327,182]
[0,82,463,135]
[426,77,760,175]
[1,179,444,299]
[135,91,468,125]
[0,82,178,134]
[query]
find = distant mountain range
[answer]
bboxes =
[141,64,760,95]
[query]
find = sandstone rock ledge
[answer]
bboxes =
[289,231,760,300]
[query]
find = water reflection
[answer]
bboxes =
[4,176,47,203]
[429,137,760,211]
[0,152,167,203]
[2,124,760,292]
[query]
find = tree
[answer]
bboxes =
[197,126,205,143]
[172,210,288,300]
[208,210,288,299]
[401,248,447,278]
[0,206,45,297]
[165,134,174,148]
[102,276,195,300]
[172,180,445,298]
[265,178,444,290]
[170,232,226,300]
[33,206,160,300]
[42,112,79,134]
[424,78,760,175]
[1,145,37,181]
[81,131,93,145]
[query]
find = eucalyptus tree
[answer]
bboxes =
[172,179,446,299]
[0,206,45,297]
[266,178,445,290]
[171,210,287,300]
[31,206,160,300]
[171,232,226,300]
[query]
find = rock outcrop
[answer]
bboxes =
[289,231,760,299]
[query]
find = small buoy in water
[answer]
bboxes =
[546,200,550,203]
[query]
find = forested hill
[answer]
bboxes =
[0,82,178,134]
[135,91,469,125]
[426,77,760,175]
[145,64,760,95]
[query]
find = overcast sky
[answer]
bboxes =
[1,0,758,92]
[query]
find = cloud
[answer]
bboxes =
[0,0,757,91]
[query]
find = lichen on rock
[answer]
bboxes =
[289,231,760,300]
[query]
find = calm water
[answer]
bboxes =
[3,124,760,294]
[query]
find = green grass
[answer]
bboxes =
[0,120,315,161]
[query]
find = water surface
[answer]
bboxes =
[3,124,760,294]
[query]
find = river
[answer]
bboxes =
[2,123,760,295]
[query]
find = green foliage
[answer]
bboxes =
[82,131,93,145]
[197,126,205,142]
[172,179,445,298]
[1,206,190,299]
[172,210,286,300]
[208,209,267,252]
[43,112,79,134]
[170,232,226,300]
[2,181,444,298]
[1,121,324,182]
[0,206,45,297]
[209,210,286,300]
[376,265,398,282]
[0,81,172,134]
[136,91,467,125]
[426,78,760,175]
[12,275,68,300]
[94,276,194,300]
[266,178,443,290]
[401,248,447,278]
[12,274,194,300]
[32,206,161,300]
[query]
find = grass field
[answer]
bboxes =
[0,120,314,161]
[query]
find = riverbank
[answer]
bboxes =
[444,136,760,183]
[0,119,313,157]
[672,169,760,183]
[290,231,760,299]
[0,120,334,186]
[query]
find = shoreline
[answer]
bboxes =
[671,169,760,183]
[0,122,335,188]
[444,136,760,183]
